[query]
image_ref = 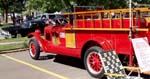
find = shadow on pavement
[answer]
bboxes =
[39,54,55,60]
[38,54,85,69]
[37,54,150,79]
[53,55,85,69]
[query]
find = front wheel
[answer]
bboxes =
[29,38,40,60]
[84,46,104,78]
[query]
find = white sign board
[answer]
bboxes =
[131,37,150,72]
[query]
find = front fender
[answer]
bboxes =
[28,31,46,52]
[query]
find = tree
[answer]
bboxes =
[0,0,13,23]
[25,0,150,14]
[0,0,25,23]
[25,0,70,13]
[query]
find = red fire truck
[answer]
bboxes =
[28,7,150,78]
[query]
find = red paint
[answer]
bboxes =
[28,12,150,66]
[88,52,102,72]
[30,42,36,56]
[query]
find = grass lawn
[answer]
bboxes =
[0,37,29,51]
[0,23,12,29]
[0,37,28,43]
[0,44,26,50]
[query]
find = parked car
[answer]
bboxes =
[2,14,48,38]
[2,13,67,38]
[2,19,46,38]
[0,29,11,39]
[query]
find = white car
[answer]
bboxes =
[0,29,11,39]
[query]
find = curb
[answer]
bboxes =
[0,48,28,54]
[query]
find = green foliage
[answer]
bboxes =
[0,8,2,13]
[26,0,150,13]
[1,0,150,15]
[25,0,71,12]
[0,24,11,29]
[0,37,28,43]
[0,0,25,23]
[134,0,149,3]
[9,0,25,13]
[0,0,25,13]
[0,43,26,50]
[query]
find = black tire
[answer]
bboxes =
[84,46,104,78]
[29,38,40,60]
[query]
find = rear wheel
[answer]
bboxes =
[84,46,104,78]
[29,38,40,60]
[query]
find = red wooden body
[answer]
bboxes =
[28,8,150,78]
[29,15,150,65]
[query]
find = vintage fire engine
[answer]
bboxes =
[28,7,150,78]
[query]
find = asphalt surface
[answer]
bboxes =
[0,51,150,79]
[0,51,96,79]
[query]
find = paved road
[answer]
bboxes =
[0,51,96,79]
[1,51,150,79]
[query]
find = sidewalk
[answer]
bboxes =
[0,41,24,45]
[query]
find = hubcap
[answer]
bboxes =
[29,42,36,57]
[87,52,102,74]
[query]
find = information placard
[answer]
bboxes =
[131,37,150,72]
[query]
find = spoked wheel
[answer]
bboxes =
[84,46,104,78]
[29,38,40,60]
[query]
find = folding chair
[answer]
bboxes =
[99,50,143,79]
